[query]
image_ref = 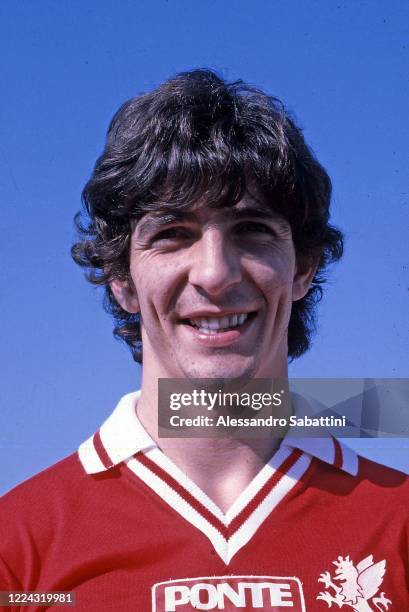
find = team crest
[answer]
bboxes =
[317,554,392,610]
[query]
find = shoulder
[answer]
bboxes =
[0,454,84,589]
[0,451,121,555]
[312,448,409,510]
[0,449,130,526]
[1,452,85,506]
[356,454,409,499]
[0,450,133,590]
[0,453,86,539]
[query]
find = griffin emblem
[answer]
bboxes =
[317,554,392,611]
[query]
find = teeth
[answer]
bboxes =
[189,312,250,332]
[219,316,229,329]
[199,328,217,335]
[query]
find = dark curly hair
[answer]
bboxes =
[72,68,343,363]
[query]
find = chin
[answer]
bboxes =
[180,359,259,381]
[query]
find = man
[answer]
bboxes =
[1,70,408,611]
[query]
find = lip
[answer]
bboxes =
[179,311,257,348]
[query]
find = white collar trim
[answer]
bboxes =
[78,390,358,477]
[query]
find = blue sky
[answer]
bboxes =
[0,0,408,493]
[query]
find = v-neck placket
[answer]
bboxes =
[125,443,312,564]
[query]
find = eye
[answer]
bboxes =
[235,221,275,236]
[152,226,193,242]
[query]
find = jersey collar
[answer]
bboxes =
[281,393,358,475]
[78,390,358,476]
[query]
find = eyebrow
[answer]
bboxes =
[136,211,197,239]
[136,204,289,238]
[228,205,288,226]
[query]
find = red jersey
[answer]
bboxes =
[1,391,408,611]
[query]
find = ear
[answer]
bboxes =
[292,256,319,302]
[110,278,140,314]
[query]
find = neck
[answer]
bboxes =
[136,363,289,514]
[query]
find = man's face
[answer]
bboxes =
[112,196,313,380]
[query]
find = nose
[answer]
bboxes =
[188,228,242,296]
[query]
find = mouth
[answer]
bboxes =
[177,311,258,348]
[180,311,257,335]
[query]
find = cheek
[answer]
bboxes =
[253,255,295,296]
[132,258,183,317]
